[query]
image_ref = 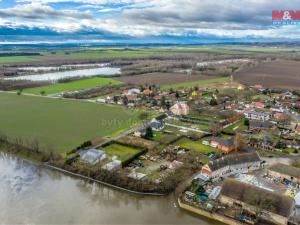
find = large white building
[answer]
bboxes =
[244,109,270,121]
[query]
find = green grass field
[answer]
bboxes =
[161,77,230,90]
[0,93,141,154]
[175,137,216,154]
[24,77,123,95]
[0,56,41,63]
[102,143,142,162]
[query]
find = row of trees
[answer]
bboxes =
[0,133,61,162]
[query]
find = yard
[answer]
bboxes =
[0,92,141,154]
[23,77,123,95]
[101,143,142,162]
[223,118,248,132]
[152,130,178,144]
[174,137,216,154]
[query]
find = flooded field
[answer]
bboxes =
[197,59,249,67]
[5,67,121,81]
[18,63,109,72]
[0,153,221,225]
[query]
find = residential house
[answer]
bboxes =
[285,140,300,150]
[210,137,235,152]
[143,89,152,95]
[201,152,262,179]
[126,94,138,103]
[271,106,284,113]
[283,91,294,99]
[149,118,165,131]
[253,101,265,108]
[249,121,274,131]
[219,179,295,225]
[244,109,270,121]
[123,88,141,96]
[170,102,189,116]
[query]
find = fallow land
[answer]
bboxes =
[234,60,300,90]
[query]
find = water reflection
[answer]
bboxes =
[4,67,121,81]
[0,153,221,225]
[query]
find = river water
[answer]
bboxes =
[0,153,221,225]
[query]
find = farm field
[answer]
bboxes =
[101,143,142,162]
[161,77,230,90]
[234,60,300,90]
[0,93,141,154]
[1,46,297,64]
[0,56,41,63]
[115,72,217,86]
[24,77,123,95]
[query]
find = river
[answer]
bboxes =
[0,153,221,225]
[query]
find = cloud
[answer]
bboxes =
[0,3,92,20]
[1,0,300,41]
[121,0,300,29]
[16,0,146,4]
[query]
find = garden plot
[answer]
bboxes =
[174,137,216,155]
[101,143,143,163]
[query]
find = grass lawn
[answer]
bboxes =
[224,119,248,132]
[283,148,299,155]
[175,137,216,154]
[152,130,178,144]
[0,92,141,154]
[102,143,142,162]
[160,77,230,90]
[24,77,123,95]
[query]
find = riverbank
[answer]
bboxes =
[0,154,210,225]
[0,140,171,196]
[178,198,237,225]
[45,163,165,196]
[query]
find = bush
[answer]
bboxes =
[121,149,147,167]
[244,118,249,126]
[75,140,92,150]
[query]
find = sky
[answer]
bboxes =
[0,0,300,44]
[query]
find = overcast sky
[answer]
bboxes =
[0,0,299,44]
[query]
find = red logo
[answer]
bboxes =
[272,10,300,20]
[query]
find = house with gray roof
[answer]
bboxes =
[149,118,165,131]
[201,152,262,179]
[219,179,295,225]
[249,121,274,131]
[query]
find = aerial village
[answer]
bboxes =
[48,77,300,225]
